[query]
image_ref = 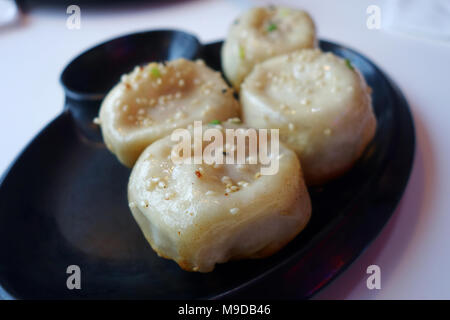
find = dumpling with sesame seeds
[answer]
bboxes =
[240,49,377,185]
[127,120,311,272]
[98,59,240,167]
[221,6,316,90]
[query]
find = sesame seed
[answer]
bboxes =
[228,117,241,123]
[178,79,185,87]
[237,181,248,187]
[206,190,215,196]
[174,111,186,119]
[230,208,240,215]
[158,181,166,188]
[221,176,232,184]
[254,172,262,179]
[300,98,310,105]
[142,118,152,127]
[93,117,101,125]
[129,202,136,208]
[164,192,175,200]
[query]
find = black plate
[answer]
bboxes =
[0,30,415,299]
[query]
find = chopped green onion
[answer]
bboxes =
[239,46,245,60]
[209,120,221,125]
[267,23,277,32]
[150,67,161,78]
[345,59,354,71]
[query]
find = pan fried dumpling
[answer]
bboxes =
[222,6,316,90]
[127,121,311,272]
[98,59,240,167]
[241,49,377,185]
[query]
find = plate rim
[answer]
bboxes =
[0,38,416,300]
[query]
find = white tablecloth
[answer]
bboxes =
[1,0,449,299]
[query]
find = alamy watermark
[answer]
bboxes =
[66,265,81,290]
[170,121,280,175]
[66,5,81,30]
[366,264,381,290]
[366,5,381,30]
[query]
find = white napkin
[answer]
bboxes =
[0,0,18,28]
[382,0,450,43]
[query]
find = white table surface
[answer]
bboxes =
[1,0,449,299]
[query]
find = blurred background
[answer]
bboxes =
[1,0,449,299]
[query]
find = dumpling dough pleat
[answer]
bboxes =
[222,6,316,90]
[241,49,377,185]
[128,121,312,272]
[98,59,240,167]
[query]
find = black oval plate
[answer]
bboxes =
[0,30,415,299]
